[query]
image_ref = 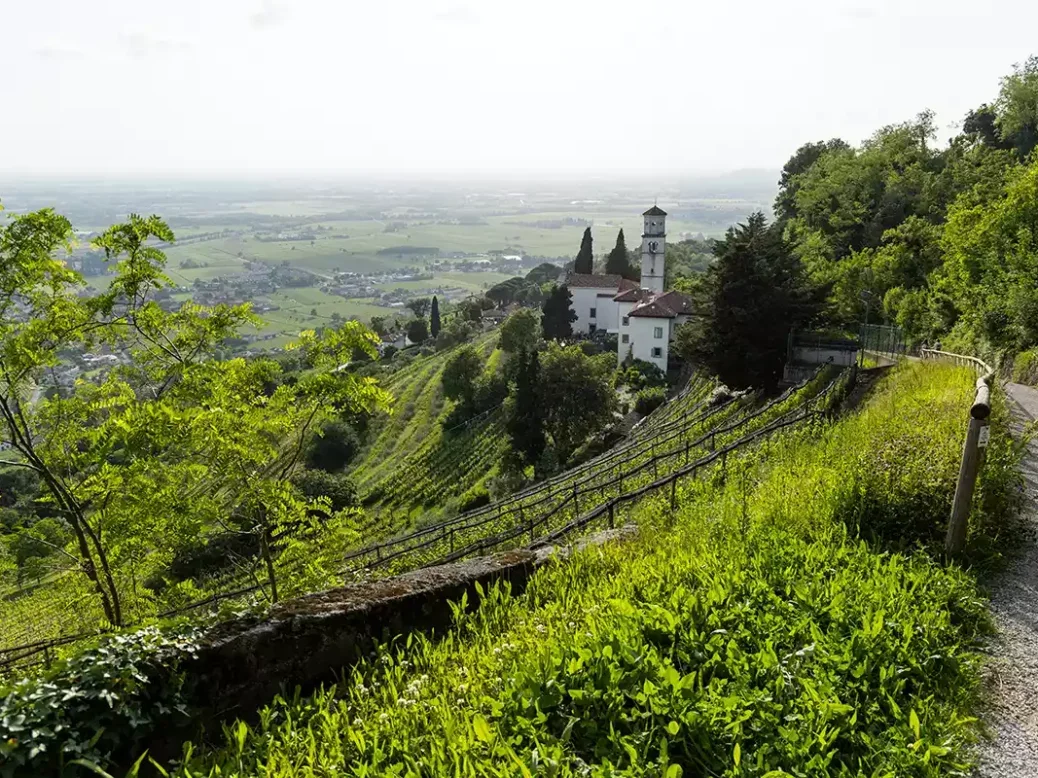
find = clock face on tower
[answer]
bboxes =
[648,240,659,254]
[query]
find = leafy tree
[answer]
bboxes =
[995,55,1038,159]
[506,349,545,467]
[406,318,429,344]
[369,316,388,336]
[541,284,576,341]
[406,297,432,318]
[442,345,483,411]
[0,209,390,619]
[435,318,476,351]
[774,139,849,224]
[304,419,361,472]
[430,296,441,338]
[498,309,540,354]
[675,212,823,392]
[605,229,636,279]
[574,227,594,274]
[537,343,617,465]
[525,263,562,285]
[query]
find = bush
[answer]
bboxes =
[1012,349,1038,385]
[633,386,666,415]
[0,627,202,774]
[381,345,398,361]
[304,420,361,472]
[293,469,359,512]
[619,358,667,390]
[458,488,491,513]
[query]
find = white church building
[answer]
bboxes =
[565,206,694,372]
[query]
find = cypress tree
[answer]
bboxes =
[574,227,593,274]
[507,349,546,467]
[541,284,577,341]
[430,295,441,338]
[605,228,633,278]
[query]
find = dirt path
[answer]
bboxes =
[975,382,1038,776]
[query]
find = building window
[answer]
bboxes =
[589,324,596,334]
[589,307,597,319]
[654,326,664,339]
[651,347,663,358]
[622,316,629,326]
[621,334,629,344]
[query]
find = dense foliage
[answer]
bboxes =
[775,56,1038,360]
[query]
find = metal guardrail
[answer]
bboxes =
[920,349,994,556]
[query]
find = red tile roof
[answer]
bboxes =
[565,273,627,289]
[628,290,694,319]
[614,287,653,303]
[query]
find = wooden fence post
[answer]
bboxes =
[946,377,992,557]
[572,482,579,515]
[608,502,615,529]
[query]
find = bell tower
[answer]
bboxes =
[640,205,666,292]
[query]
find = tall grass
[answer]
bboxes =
[170,361,1010,777]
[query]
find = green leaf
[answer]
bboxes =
[472,714,493,743]
[909,709,921,740]
[733,742,741,767]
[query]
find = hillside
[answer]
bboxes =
[349,331,507,518]
[164,360,1013,776]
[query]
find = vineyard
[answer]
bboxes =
[175,360,1013,777]
[350,332,507,521]
[336,365,848,579]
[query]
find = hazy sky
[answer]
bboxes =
[2,0,1036,177]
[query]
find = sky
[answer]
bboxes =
[2,0,1036,178]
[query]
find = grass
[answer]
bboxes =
[172,361,1009,777]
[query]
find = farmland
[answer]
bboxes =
[1,178,772,350]
[172,361,1014,777]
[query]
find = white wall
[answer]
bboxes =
[570,286,620,334]
[625,316,670,371]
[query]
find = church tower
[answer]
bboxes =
[640,205,666,292]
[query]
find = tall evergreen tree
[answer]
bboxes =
[541,284,577,341]
[506,349,545,467]
[605,228,635,278]
[574,227,594,274]
[430,295,441,338]
[674,212,823,392]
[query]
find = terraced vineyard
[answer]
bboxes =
[349,332,507,521]
[339,365,848,579]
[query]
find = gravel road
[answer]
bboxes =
[974,383,1038,777]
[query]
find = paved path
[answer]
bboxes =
[975,382,1038,777]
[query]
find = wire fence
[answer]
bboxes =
[0,367,844,671]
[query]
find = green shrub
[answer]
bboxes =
[304,420,360,472]
[0,627,201,775]
[292,469,359,512]
[633,386,666,415]
[458,488,491,513]
[1012,349,1038,385]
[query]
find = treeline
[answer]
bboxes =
[775,56,1038,359]
[672,56,1038,390]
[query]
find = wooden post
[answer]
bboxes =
[670,477,677,513]
[449,528,455,553]
[572,482,579,515]
[652,441,658,478]
[945,377,992,557]
[685,440,690,464]
[608,502,615,529]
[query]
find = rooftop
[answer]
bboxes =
[643,205,668,217]
[566,273,637,290]
[628,290,695,319]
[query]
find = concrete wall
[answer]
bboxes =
[793,346,857,366]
